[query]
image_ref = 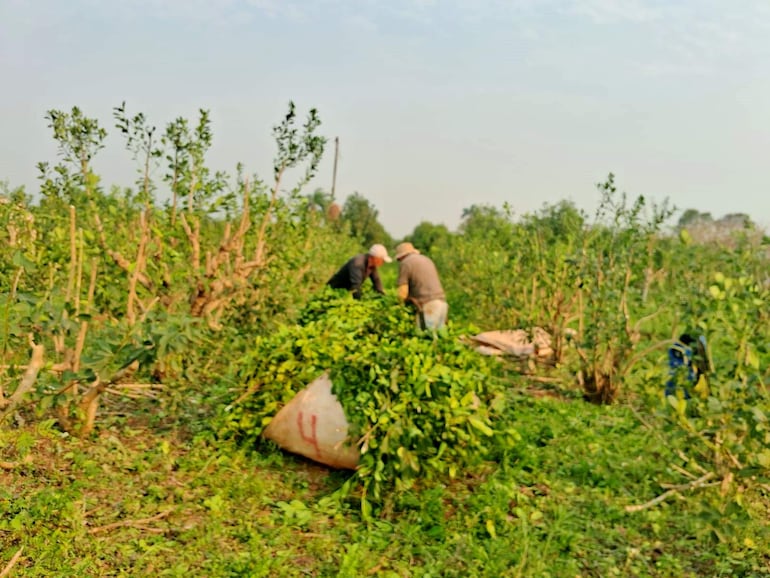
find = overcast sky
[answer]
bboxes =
[1,0,769,237]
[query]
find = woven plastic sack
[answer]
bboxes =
[470,327,554,359]
[262,373,360,469]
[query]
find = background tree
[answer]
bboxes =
[719,213,753,228]
[305,188,341,223]
[679,209,760,248]
[339,192,393,248]
[403,221,451,255]
[678,208,713,228]
[459,204,515,246]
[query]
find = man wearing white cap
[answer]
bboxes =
[394,242,448,330]
[327,244,392,299]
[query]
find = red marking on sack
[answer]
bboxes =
[297,411,321,457]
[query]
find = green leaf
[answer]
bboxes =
[751,407,767,423]
[361,496,372,520]
[11,250,37,271]
[468,417,494,436]
[756,450,770,468]
[746,347,760,370]
[485,519,497,538]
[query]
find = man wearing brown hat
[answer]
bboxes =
[327,243,392,299]
[394,242,448,330]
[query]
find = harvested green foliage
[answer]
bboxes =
[220,289,517,508]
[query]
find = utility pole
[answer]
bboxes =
[331,136,339,201]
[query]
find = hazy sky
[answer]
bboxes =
[1,0,769,237]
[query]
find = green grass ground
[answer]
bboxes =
[2,385,769,577]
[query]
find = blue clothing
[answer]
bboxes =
[666,341,695,398]
[666,335,709,398]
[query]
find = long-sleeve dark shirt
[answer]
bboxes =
[327,253,384,299]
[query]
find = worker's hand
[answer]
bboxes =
[397,284,409,302]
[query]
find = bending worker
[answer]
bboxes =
[327,243,392,299]
[394,242,448,330]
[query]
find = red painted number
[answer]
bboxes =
[297,411,321,457]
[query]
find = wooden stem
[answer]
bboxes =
[0,546,24,578]
[625,472,716,512]
[67,205,77,303]
[0,342,44,422]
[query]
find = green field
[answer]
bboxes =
[1,104,769,577]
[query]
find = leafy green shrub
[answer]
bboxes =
[219,289,517,511]
[659,271,770,485]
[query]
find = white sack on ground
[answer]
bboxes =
[262,373,360,470]
[470,327,554,358]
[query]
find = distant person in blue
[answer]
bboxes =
[666,333,711,398]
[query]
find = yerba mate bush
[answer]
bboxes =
[659,271,770,487]
[627,235,770,536]
[220,289,517,513]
